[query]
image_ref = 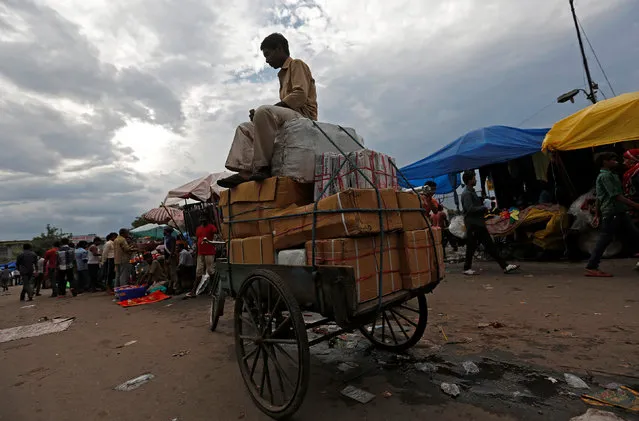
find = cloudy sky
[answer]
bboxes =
[1,0,637,240]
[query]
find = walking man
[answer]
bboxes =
[461,170,519,276]
[585,152,639,277]
[17,243,38,301]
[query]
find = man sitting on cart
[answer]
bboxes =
[218,33,318,188]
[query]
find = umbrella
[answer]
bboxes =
[163,172,233,206]
[143,206,184,225]
[542,91,639,152]
[130,223,175,240]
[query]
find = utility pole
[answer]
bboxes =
[569,0,597,103]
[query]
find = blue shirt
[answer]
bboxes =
[75,247,89,271]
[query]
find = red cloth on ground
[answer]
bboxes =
[117,291,171,307]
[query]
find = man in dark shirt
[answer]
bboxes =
[586,152,639,277]
[461,170,519,276]
[163,227,179,294]
[16,243,39,301]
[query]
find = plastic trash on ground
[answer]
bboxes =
[565,373,590,389]
[462,361,480,375]
[114,373,155,391]
[340,385,375,404]
[441,382,461,397]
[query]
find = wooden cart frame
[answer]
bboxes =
[209,123,443,419]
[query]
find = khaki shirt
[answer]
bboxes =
[278,57,318,120]
[113,235,134,265]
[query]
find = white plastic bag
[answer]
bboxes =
[195,273,210,296]
[449,216,467,239]
[271,118,364,183]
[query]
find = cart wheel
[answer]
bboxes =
[209,271,225,332]
[234,269,310,420]
[359,293,428,352]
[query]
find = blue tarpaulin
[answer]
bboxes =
[401,173,461,195]
[399,126,549,187]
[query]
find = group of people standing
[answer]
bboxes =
[2,214,220,302]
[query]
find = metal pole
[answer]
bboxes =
[569,0,597,104]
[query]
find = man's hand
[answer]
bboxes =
[249,109,255,121]
[274,101,290,109]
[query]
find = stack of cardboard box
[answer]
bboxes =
[221,165,445,304]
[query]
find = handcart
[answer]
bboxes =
[209,124,443,419]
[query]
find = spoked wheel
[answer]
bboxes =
[359,293,428,352]
[209,271,225,332]
[234,269,310,420]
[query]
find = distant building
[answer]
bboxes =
[71,234,98,243]
[0,240,29,264]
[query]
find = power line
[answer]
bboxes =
[577,17,616,97]
[517,100,557,127]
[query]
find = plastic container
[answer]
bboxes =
[114,285,146,302]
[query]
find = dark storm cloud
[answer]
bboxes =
[0,0,184,128]
[319,1,639,167]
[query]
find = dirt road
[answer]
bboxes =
[1,260,638,421]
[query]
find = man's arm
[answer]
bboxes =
[616,194,639,210]
[461,192,486,214]
[278,60,311,111]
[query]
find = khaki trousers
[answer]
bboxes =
[225,105,301,173]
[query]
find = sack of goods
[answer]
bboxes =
[222,146,445,305]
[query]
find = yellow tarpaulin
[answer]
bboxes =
[542,91,639,151]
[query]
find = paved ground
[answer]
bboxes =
[1,260,638,421]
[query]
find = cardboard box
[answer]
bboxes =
[306,234,402,303]
[396,191,429,231]
[272,189,403,250]
[400,228,445,289]
[220,177,313,239]
[229,235,275,264]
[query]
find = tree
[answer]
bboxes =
[131,216,152,229]
[31,224,72,255]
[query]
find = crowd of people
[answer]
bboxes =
[1,215,220,302]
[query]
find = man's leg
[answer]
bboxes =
[251,105,301,178]
[34,274,42,295]
[586,215,618,271]
[475,226,508,269]
[119,263,131,286]
[169,257,179,293]
[88,264,97,291]
[464,226,478,271]
[114,264,121,288]
[20,276,27,301]
[219,123,257,187]
[24,275,34,300]
[49,269,58,296]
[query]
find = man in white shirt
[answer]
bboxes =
[34,256,45,296]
